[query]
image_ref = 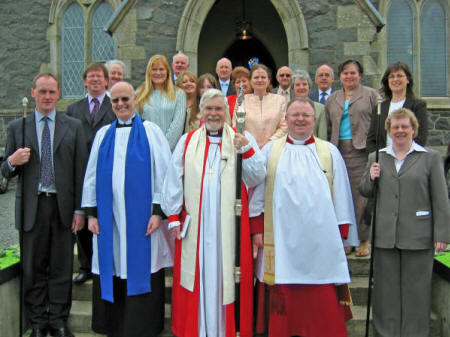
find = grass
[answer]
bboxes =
[0,244,20,270]
[435,250,450,268]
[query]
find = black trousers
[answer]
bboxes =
[75,224,92,273]
[22,194,74,329]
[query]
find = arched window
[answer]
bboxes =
[91,2,115,62]
[387,0,414,72]
[420,0,446,96]
[59,1,116,98]
[61,3,85,98]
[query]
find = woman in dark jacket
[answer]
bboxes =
[366,61,427,153]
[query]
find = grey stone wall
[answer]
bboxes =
[429,109,450,147]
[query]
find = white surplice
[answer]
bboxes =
[82,120,174,278]
[250,138,359,284]
[162,131,265,337]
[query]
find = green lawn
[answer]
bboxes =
[0,244,20,270]
[435,250,450,268]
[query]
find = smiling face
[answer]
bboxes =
[172,54,189,76]
[199,78,214,97]
[285,100,316,140]
[234,75,251,94]
[388,69,409,97]
[201,96,227,132]
[216,58,232,82]
[108,64,124,89]
[251,68,270,94]
[389,117,414,148]
[293,78,310,97]
[111,82,136,122]
[31,75,61,115]
[315,65,334,91]
[84,69,108,97]
[276,66,292,90]
[181,74,197,96]
[151,62,168,89]
[340,63,361,91]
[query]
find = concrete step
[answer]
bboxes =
[347,252,370,276]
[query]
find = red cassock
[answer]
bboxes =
[170,132,254,337]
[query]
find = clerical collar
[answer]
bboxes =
[116,115,136,128]
[207,128,223,137]
[286,134,315,145]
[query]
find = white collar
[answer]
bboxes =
[380,141,428,158]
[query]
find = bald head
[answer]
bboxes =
[110,81,137,122]
[216,58,232,82]
[276,66,292,90]
[314,64,334,91]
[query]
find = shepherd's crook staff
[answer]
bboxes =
[19,97,28,337]
[234,84,245,335]
[365,96,383,337]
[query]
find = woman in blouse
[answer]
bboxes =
[233,63,287,149]
[137,54,186,151]
[325,59,379,257]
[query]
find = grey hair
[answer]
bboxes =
[172,52,189,63]
[291,69,312,90]
[315,64,335,78]
[105,59,126,76]
[199,88,229,112]
[216,57,232,68]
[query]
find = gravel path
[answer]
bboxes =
[0,177,18,250]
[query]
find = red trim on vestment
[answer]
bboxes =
[250,214,264,234]
[171,132,254,337]
[339,224,349,239]
[227,94,237,120]
[241,147,255,159]
[286,135,315,145]
[168,214,180,223]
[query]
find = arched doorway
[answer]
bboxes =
[176,0,309,75]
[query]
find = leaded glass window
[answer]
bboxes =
[387,0,414,72]
[61,3,85,98]
[91,2,115,62]
[420,0,447,96]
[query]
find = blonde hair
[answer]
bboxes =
[136,55,178,112]
[176,71,200,127]
[385,108,419,138]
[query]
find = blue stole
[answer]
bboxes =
[96,115,152,302]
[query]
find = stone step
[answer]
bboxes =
[347,252,370,276]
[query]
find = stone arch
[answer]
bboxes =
[176,0,309,74]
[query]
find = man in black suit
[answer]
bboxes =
[216,57,236,96]
[67,62,116,284]
[1,73,88,337]
[309,64,334,104]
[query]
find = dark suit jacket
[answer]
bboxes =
[309,89,333,103]
[1,113,88,231]
[360,149,450,249]
[67,95,116,151]
[226,81,236,96]
[366,94,428,153]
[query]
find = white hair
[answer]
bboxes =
[105,59,126,75]
[199,88,229,112]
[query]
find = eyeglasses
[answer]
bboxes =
[289,113,315,119]
[279,74,291,78]
[111,97,131,104]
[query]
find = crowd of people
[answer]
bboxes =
[1,51,449,337]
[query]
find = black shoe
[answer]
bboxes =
[30,327,48,337]
[49,326,74,337]
[73,271,92,284]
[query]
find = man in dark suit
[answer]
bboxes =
[171,52,189,83]
[67,62,116,284]
[272,66,294,102]
[1,73,87,337]
[309,64,334,104]
[216,57,236,96]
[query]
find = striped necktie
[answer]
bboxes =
[40,116,54,187]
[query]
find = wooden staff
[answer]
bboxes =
[234,85,245,334]
[19,97,28,337]
[365,96,383,337]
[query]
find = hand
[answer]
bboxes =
[9,147,31,166]
[435,241,448,253]
[145,215,162,236]
[370,162,381,180]
[171,226,182,240]
[88,217,100,235]
[234,132,249,150]
[72,213,85,233]
[252,233,264,259]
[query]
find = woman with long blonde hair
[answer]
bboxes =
[137,54,186,150]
